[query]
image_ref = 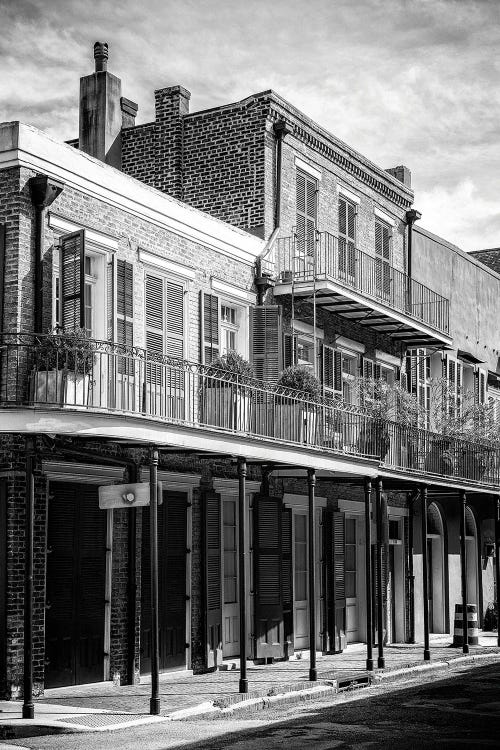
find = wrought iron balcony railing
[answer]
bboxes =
[275,232,450,335]
[0,333,496,486]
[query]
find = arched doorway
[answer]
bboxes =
[465,507,479,607]
[427,503,446,633]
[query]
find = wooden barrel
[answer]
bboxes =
[453,603,479,646]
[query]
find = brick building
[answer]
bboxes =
[0,43,499,703]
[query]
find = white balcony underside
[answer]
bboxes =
[274,280,452,347]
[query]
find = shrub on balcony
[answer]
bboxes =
[206,350,255,383]
[201,351,254,431]
[275,366,321,444]
[35,328,96,375]
[276,365,322,400]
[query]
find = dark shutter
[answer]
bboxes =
[116,260,134,374]
[250,305,282,381]
[200,292,219,364]
[324,509,346,653]
[145,273,164,388]
[204,491,222,669]
[281,506,293,656]
[339,197,356,282]
[296,170,317,257]
[323,344,341,397]
[253,494,284,659]
[363,357,374,380]
[375,220,391,298]
[283,332,297,369]
[0,224,5,331]
[60,230,85,331]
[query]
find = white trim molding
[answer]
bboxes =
[295,156,322,181]
[292,319,324,340]
[139,469,201,489]
[138,248,197,281]
[337,184,361,205]
[375,350,402,368]
[213,478,262,496]
[283,492,327,508]
[211,278,256,305]
[41,460,125,484]
[374,206,396,227]
[335,335,365,354]
[48,212,118,253]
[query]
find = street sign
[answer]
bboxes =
[98,482,163,509]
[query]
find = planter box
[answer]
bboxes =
[201,387,251,431]
[64,373,91,407]
[274,403,318,444]
[31,370,65,405]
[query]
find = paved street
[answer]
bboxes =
[3,661,499,749]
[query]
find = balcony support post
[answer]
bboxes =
[149,447,160,715]
[459,489,469,655]
[375,477,385,668]
[127,463,139,685]
[22,437,35,720]
[420,484,430,661]
[307,468,317,681]
[364,477,374,671]
[495,496,500,647]
[238,457,248,693]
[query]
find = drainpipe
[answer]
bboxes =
[255,119,291,305]
[405,209,421,310]
[29,176,64,333]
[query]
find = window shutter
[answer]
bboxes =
[363,357,374,380]
[281,506,293,652]
[200,292,219,364]
[253,494,284,659]
[334,350,342,393]
[475,368,487,404]
[324,509,346,653]
[166,281,184,359]
[374,363,381,380]
[116,260,134,374]
[0,224,5,331]
[145,273,165,385]
[60,230,85,331]
[296,170,317,256]
[106,256,116,342]
[203,491,222,669]
[250,305,282,381]
[283,332,297,369]
[323,344,341,397]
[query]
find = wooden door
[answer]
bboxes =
[253,495,284,659]
[324,509,346,653]
[45,483,106,688]
[141,490,187,673]
[222,498,239,658]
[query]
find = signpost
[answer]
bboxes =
[98,482,162,509]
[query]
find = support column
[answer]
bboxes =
[23,438,35,719]
[149,448,160,715]
[420,484,430,661]
[127,463,139,685]
[307,468,317,681]
[496,496,500,648]
[459,489,469,655]
[375,477,385,668]
[364,477,374,671]
[238,458,248,693]
[261,464,272,496]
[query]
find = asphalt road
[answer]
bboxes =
[4,661,500,750]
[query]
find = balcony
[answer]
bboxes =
[0,333,497,490]
[273,232,451,346]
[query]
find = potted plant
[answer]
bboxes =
[31,328,96,407]
[274,365,321,444]
[200,351,254,432]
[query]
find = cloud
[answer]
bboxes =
[0,0,499,251]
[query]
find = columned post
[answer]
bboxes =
[364,477,374,671]
[261,464,272,496]
[420,484,430,661]
[459,489,469,655]
[127,463,139,685]
[307,468,317,681]
[495,496,500,648]
[238,458,248,693]
[375,477,385,668]
[23,437,35,719]
[149,447,160,715]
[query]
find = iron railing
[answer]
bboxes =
[0,333,497,486]
[275,232,450,334]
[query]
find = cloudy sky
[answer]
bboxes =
[1,0,499,251]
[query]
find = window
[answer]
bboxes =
[443,355,463,419]
[220,304,239,356]
[338,196,356,284]
[201,292,248,363]
[84,255,97,336]
[345,518,356,598]
[341,351,358,404]
[406,348,431,424]
[296,169,317,264]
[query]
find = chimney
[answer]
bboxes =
[385,165,411,188]
[79,42,137,169]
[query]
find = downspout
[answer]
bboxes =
[405,208,421,308]
[28,175,64,333]
[255,119,291,305]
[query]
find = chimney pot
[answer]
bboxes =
[94,41,108,72]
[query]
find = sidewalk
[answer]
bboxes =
[1,634,499,736]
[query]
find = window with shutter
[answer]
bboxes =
[324,509,346,653]
[443,355,462,419]
[406,348,431,425]
[296,170,317,274]
[250,305,282,381]
[116,260,133,375]
[322,345,342,398]
[375,219,391,299]
[204,491,223,669]
[60,230,85,331]
[254,494,284,659]
[200,292,220,364]
[475,368,487,404]
[338,197,356,284]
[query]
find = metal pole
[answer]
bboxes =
[149,448,160,715]
[23,438,35,719]
[459,489,469,655]
[496,496,500,648]
[364,477,374,671]
[238,457,248,693]
[127,463,138,685]
[307,468,317,681]
[421,484,430,661]
[376,477,385,668]
[408,491,417,643]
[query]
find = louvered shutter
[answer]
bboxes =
[323,345,342,397]
[106,256,116,342]
[475,368,487,404]
[0,224,5,331]
[339,197,356,282]
[166,281,184,358]
[296,170,317,258]
[363,357,374,380]
[324,509,346,653]
[254,494,284,659]
[204,491,222,669]
[145,273,164,387]
[200,292,219,364]
[375,220,391,298]
[281,506,294,654]
[283,332,297,369]
[116,260,134,374]
[250,305,282,381]
[60,230,85,331]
